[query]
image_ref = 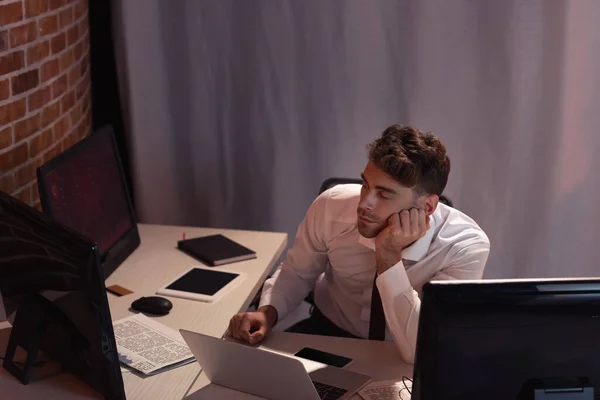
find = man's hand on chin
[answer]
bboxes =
[375,208,430,274]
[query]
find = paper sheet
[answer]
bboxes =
[358,378,412,400]
[113,314,195,375]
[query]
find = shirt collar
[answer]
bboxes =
[358,213,437,262]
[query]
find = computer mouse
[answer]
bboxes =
[131,296,173,315]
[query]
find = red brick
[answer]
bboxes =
[43,142,60,162]
[13,186,31,204]
[25,0,48,18]
[65,24,77,46]
[80,57,88,77]
[0,78,9,101]
[73,40,83,60]
[11,69,39,95]
[75,78,87,101]
[53,115,70,139]
[0,126,12,150]
[0,98,27,126]
[0,30,8,52]
[82,86,90,109]
[79,124,90,140]
[74,0,86,20]
[50,32,66,54]
[68,61,79,85]
[28,85,52,111]
[14,113,42,142]
[14,157,43,188]
[0,173,15,193]
[41,100,60,126]
[40,58,59,82]
[49,0,66,11]
[27,40,50,65]
[0,142,28,171]
[69,98,81,124]
[0,2,23,26]
[60,90,75,112]
[59,6,74,28]
[10,21,38,48]
[39,14,58,37]
[29,128,53,157]
[77,110,90,137]
[51,73,67,98]
[62,130,78,150]
[82,31,89,52]
[58,47,73,72]
[0,51,25,76]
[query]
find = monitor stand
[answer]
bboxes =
[3,293,87,384]
[518,377,595,400]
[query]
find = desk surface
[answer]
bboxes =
[1,223,287,400]
[186,331,413,399]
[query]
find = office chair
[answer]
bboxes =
[248,177,453,309]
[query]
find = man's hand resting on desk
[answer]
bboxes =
[228,305,278,344]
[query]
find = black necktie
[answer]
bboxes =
[368,272,386,340]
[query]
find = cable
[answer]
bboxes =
[402,376,412,395]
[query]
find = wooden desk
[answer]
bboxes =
[186,331,414,399]
[0,223,287,400]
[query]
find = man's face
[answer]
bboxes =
[357,161,422,238]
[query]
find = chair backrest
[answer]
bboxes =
[319,177,454,208]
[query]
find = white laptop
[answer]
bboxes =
[180,329,371,400]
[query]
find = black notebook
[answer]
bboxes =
[177,234,257,266]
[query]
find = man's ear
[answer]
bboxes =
[423,194,439,216]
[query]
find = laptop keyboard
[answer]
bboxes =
[312,380,348,400]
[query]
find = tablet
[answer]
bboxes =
[156,267,244,302]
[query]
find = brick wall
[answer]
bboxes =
[0,0,91,209]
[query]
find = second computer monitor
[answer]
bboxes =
[412,278,600,400]
[37,125,140,278]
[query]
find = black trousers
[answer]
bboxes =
[285,306,360,339]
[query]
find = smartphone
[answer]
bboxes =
[294,347,353,368]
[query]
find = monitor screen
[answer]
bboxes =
[37,125,139,278]
[0,190,125,398]
[412,279,600,400]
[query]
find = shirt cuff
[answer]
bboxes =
[376,260,412,298]
[258,291,289,323]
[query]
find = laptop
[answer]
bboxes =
[180,329,371,400]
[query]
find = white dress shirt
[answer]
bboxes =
[259,184,490,363]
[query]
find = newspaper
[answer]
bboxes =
[113,313,195,376]
[358,378,412,400]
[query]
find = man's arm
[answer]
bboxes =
[377,243,490,363]
[258,192,331,325]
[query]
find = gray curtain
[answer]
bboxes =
[112,0,600,279]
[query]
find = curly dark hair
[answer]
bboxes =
[367,124,451,196]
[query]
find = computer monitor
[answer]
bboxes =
[0,190,125,399]
[37,125,140,279]
[412,278,600,400]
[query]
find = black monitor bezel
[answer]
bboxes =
[0,190,126,399]
[36,125,140,279]
[412,278,600,400]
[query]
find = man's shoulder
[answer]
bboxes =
[315,183,361,223]
[434,203,490,248]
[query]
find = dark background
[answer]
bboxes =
[87,0,133,206]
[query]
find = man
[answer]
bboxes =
[229,124,490,363]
